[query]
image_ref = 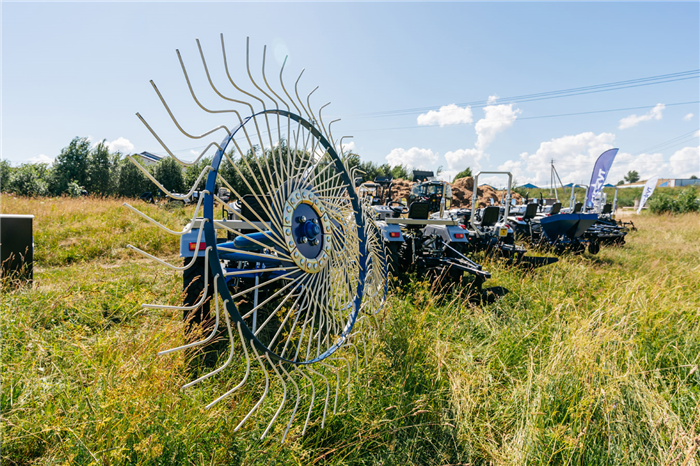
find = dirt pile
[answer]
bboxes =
[384,177,520,208]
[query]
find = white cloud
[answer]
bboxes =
[474,103,521,151]
[417,104,473,127]
[696,130,700,138]
[669,146,700,178]
[683,113,694,121]
[487,95,499,104]
[618,103,665,129]
[341,140,356,153]
[444,148,482,170]
[385,147,437,170]
[29,154,54,165]
[437,169,459,182]
[106,137,135,154]
[516,131,616,185]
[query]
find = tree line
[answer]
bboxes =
[1,136,417,198]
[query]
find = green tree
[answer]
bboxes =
[50,137,90,194]
[453,167,473,182]
[9,163,50,196]
[86,140,112,195]
[624,170,640,184]
[118,157,152,197]
[184,156,213,192]
[0,160,14,192]
[153,157,185,194]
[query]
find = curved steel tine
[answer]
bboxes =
[127,154,211,201]
[181,299,236,388]
[246,39,276,109]
[320,361,340,414]
[294,69,313,121]
[142,247,212,310]
[206,321,251,409]
[261,354,287,440]
[317,102,331,141]
[279,56,301,115]
[149,80,231,139]
[261,46,289,111]
[158,274,220,356]
[330,357,352,404]
[328,119,341,154]
[127,222,207,271]
[307,366,329,428]
[346,342,361,383]
[280,363,300,443]
[306,86,320,123]
[136,113,223,167]
[123,189,207,236]
[234,341,270,432]
[196,38,260,156]
[295,366,316,435]
[220,33,265,110]
[176,49,245,120]
[340,136,356,157]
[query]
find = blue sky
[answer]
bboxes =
[2,2,699,187]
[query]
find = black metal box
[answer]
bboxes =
[1,214,34,282]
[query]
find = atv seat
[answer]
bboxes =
[523,203,539,220]
[573,202,583,214]
[408,201,430,220]
[241,194,271,221]
[479,206,501,227]
[550,202,561,215]
[601,203,612,214]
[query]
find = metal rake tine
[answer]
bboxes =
[345,342,361,382]
[261,355,287,440]
[148,80,232,139]
[294,69,313,121]
[220,34,266,111]
[123,190,207,236]
[318,102,331,142]
[234,341,269,432]
[206,321,251,409]
[279,56,302,116]
[245,38,275,109]
[158,273,220,356]
[182,298,234,389]
[126,154,212,201]
[143,247,213,311]
[295,366,316,435]
[261,45,289,111]
[280,363,300,443]
[328,119,341,155]
[307,366,329,428]
[320,361,340,414]
[126,221,207,271]
[330,357,352,404]
[176,48,245,120]
[136,113,223,167]
[306,86,320,124]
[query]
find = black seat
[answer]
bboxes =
[241,194,271,221]
[408,201,430,220]
[550,202,561,215]
[523,203,538,220]
[573,202,583,214]
[480,206,500,227]
[601,203,612,214]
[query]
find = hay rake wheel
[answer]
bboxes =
[124,35,388,441]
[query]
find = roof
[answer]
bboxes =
[137,151,164,163]
[518,183,539,189]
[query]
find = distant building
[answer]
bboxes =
[135,151,164,166]
[518,183,539,189]
[618,178,700,188]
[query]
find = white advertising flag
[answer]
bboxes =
[637,175,659,214]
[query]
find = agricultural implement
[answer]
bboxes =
[124,36,389,441]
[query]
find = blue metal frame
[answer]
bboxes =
[201,110,368,364]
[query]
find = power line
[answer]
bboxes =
[352,69,700,119]
[347,100,699,133]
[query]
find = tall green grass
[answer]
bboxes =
[1,198,698,465]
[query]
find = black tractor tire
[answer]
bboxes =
[588,240,601,255]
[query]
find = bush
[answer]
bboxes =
[648,187,700,214]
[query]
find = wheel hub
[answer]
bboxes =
[282,189,333,273]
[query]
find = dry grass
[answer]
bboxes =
[1,197,698,465]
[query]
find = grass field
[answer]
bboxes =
[2,196,699,465]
